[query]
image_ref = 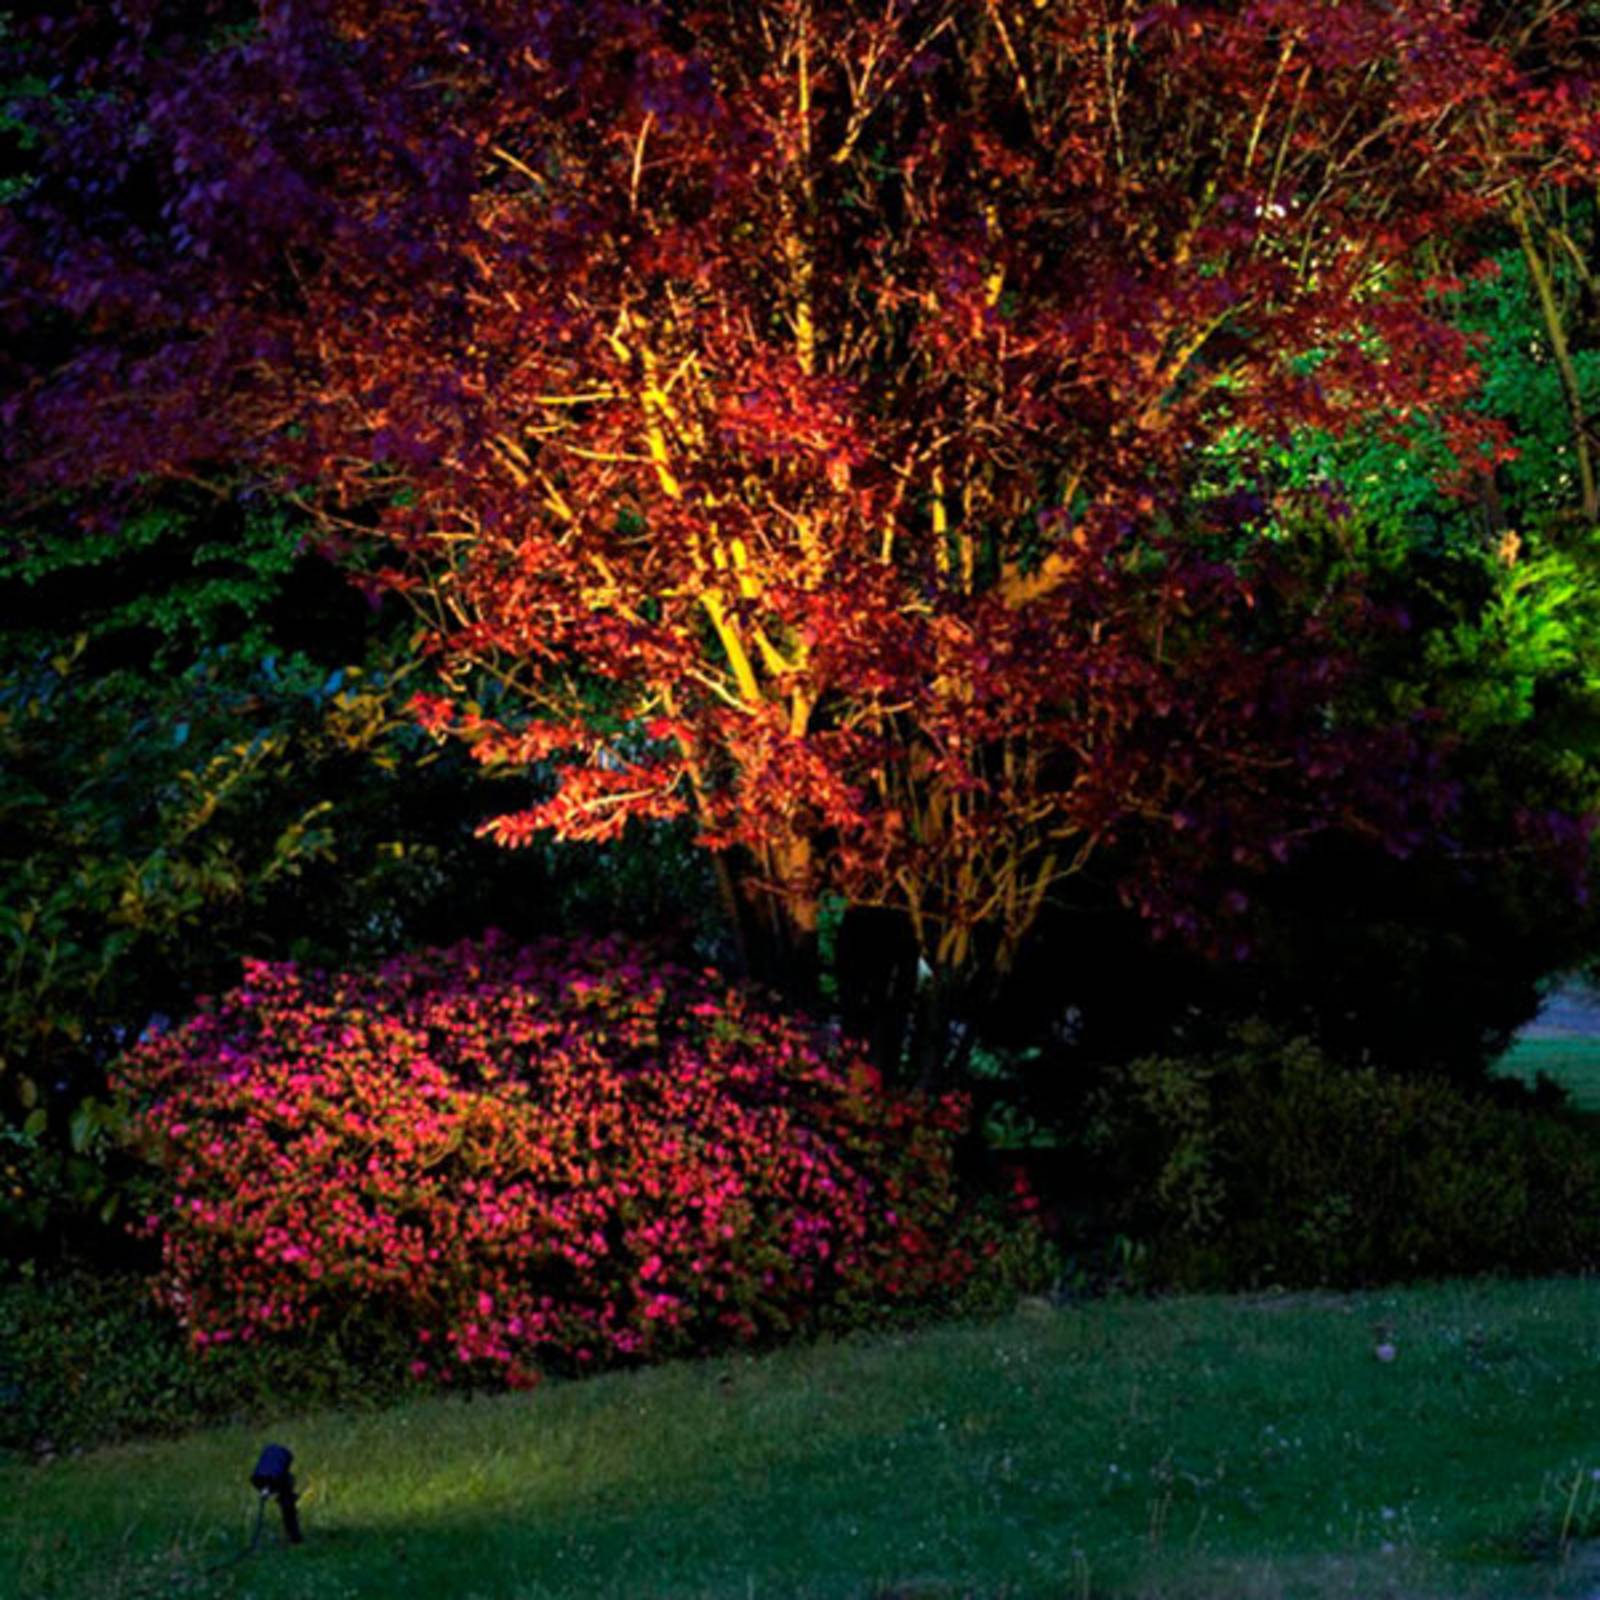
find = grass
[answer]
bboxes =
[7,1276,1600,1599]
[1493,1037,1600,1114]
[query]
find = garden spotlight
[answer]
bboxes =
[250,1443,304,1544]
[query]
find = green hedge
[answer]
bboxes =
[1079,1024,1600,1288]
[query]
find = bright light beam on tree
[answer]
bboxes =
[3,0,1597,1079]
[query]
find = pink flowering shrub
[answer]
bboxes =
[112,932,1044,1382]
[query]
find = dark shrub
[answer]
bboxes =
[1078,1022,1600,1288]
[0,1269,413,1456]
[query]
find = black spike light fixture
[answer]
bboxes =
[250,1442,304,1545]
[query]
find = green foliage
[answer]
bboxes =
[0,618,424,1260]
[1195,227,1600,762]
[0,1097,129,1265]
[1464,244,1600,540]
[0,1269,413,1456]
[0,631,414,1105]
[0,501,304,665]
[0,493,717,1267]
[1077,1023,1600,1289]
[1203,227,1600,546]
[1423,534,1600,738]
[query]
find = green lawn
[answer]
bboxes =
[8,1277,1600,1599]
[1493,1036,1600,1113]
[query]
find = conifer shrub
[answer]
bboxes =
[112,932,1045,1384]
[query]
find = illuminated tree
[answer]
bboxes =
[4,1,1596,1077]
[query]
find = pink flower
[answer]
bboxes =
[114,932,1037,1387]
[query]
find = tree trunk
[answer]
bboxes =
[1513,190,1599,526]
[719,858,821,1008]
[836,904,919,1077]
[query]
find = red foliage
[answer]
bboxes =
[111,933,1039,1376]
[4,1,1596,1010]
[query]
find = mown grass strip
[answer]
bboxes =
[6,1277,1600,1598]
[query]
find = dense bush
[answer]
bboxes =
[1077,1024,1600,1289]
[112,932,1048,1384]
[0,1268,414,1457]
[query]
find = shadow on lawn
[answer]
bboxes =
[20,1475,1586,1600]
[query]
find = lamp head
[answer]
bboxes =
[250,1444,294,1497]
